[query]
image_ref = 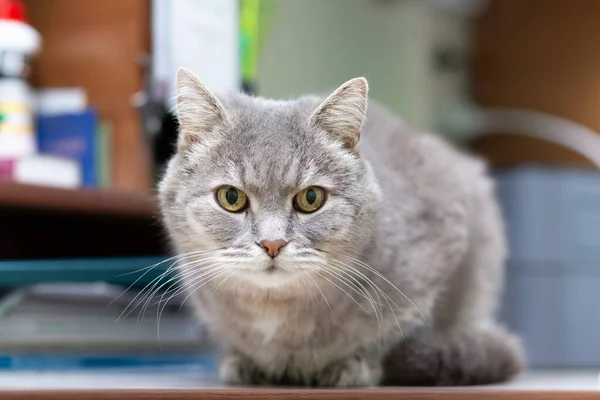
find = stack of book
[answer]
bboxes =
[0,87,112,189]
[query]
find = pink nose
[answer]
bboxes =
[258,240,288,258]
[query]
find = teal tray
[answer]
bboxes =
[0,256,172,288]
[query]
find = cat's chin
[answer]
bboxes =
[238,268,303,289]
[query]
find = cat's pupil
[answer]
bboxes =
[306,189,317,205]
[226,188,238,205]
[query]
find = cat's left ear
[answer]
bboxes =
[309,77,368,151]
[175,67,229,150]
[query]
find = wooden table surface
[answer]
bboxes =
[1,388,599,400]
[2,370,599,399]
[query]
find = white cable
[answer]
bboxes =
[476,108,600,169]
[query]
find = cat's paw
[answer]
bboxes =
[219,352,381,387]
[219,354,268,386]
[315,355,382,387]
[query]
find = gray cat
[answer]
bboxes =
[158,67,525,387]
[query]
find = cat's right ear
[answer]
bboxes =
[175,67,228,150]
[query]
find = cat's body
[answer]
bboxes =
[159,69,525,387]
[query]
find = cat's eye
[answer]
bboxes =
[294,186,326,213]
[216,186,248,212]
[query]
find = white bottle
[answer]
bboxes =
[0,0,41,158]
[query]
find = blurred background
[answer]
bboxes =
[0,0,599,387]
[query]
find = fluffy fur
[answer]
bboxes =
[158,68,525,387]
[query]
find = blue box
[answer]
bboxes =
[494,166,600,367]
[37,109,98,187]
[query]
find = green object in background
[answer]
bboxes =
[96,121,112,189]
[240,0,260,93]
[254,0,462,132]
[240,0,279,94]
[257,0,278,50]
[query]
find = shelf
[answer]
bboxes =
[0,181,158,217]
[0,256,168,288]
[0,182,167,259]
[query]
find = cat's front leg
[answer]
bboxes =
[219,352,269,386]
[314,353,382,387]
[219,351,382,387]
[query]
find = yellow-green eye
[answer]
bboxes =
[216,186,248,212]
[294,186,326,213]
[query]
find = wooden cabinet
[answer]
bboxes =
[23,0,152,192]
[471,0,600,169]
[0,1,164,261]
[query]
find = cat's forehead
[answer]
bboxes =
[220,96,326,172]
[221,127,328,192]
[193,94,361,192]
[225,95,318,139]
[210,139,357,198]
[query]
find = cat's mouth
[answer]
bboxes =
[239,262,300,289]
[263,261,291,275]
[265,264,279,274]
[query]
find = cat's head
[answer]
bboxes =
[159,68,380,291]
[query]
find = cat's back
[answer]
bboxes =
[361,101,491,206]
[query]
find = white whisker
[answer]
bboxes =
[307,274,332,314]
[151,262,231,313]
[130,257,224,321]
[159,264,233,313]
[112,249,220,306]
[327,262,386,346]
[314,270,370,314]
[340,254,431,327]
[330,259,406,346]
[325,262,388,354]
[156,264,234,348]
[174,266,234,313]
[212,270,237,294]
[119,255,223,320]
